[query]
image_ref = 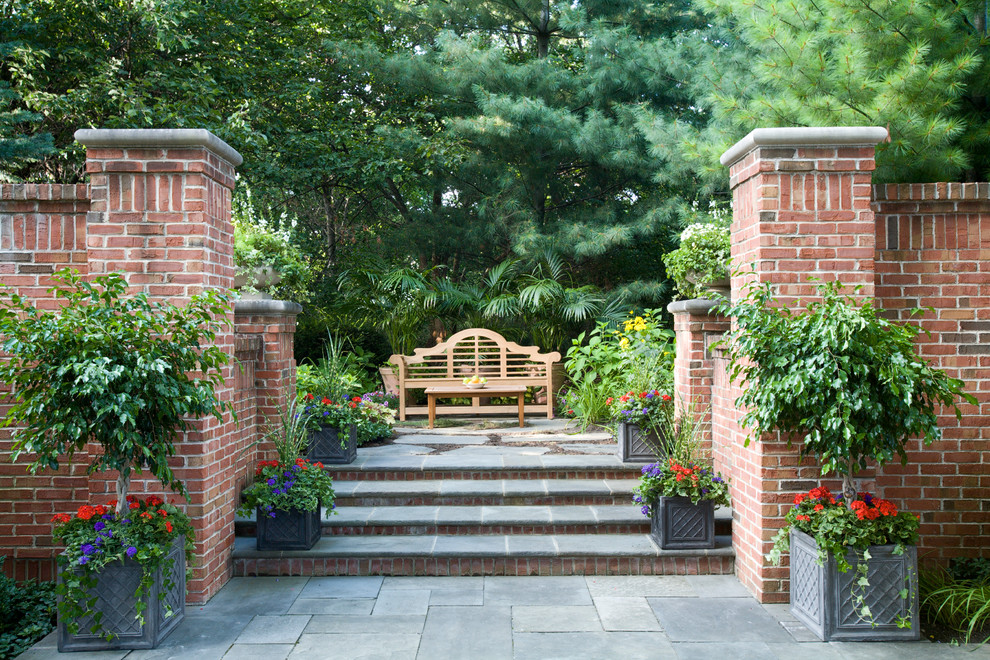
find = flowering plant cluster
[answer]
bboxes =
[662,215,731,300]
[52,496,193,637]
[302,391,396,445]
[239,458,336,518]
[768,487,920,572]
[607,390,673,428]
[633,459,730,516]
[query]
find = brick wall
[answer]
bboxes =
[0,130,301,602]
[676,128,990,603]
[873,183,990,559]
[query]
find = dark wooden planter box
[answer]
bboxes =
[616,422,664,462]
[789,528,919,641]
[256,506,322,551]
[57,535,185,652]
[649,496,715,549]
[307,423,357,464]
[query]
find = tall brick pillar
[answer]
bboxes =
[75,129,243,603]
[716,127,887,602]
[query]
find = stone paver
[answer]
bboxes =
[513,631,676,660]
[393,434,489,445]
[484,576,593,606]
[511,605,602,632]
[593,596,663,631]
[372,589,431,616]
[649,597,794,643]
[222,643,293,660]
[417,606,512,660]
[290,633,420,660]
[586,575,694,598]
[236,615,310,644]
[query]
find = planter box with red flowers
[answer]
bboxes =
[633,459,730,549]
[53,496,194,652]
[770,487,920,641]
[608,390,674,462]
[240,457,337,550]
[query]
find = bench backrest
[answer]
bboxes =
[390,328,561,385]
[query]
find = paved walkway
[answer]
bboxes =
[24,574,988,659]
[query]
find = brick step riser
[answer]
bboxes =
[233,555,735,578]
[328,469,642,481]
[237,523,655,537]
[336,495,632,507]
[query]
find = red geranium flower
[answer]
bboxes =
[51,513,71,524]
[321,397,332,405]
[165,521,173,533]
[661,394,672,402]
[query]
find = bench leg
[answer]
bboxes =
[428,394,436,429]
[518,394,525,427]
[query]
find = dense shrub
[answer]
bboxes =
[0,564,56,659]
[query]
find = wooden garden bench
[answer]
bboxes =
[389,328,563,422]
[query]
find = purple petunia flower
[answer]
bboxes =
[267,478,277,486]
[81,544,96,556]
[93,521,106,532]
[645,392,655,399]
[126,546,137,558]
[292,465,301,472]
[122,518,131,524]
[78,556,89,565]
[284,472,292,478]
[272,488,282,495]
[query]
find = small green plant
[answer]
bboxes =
[921,560,990,645]
[662,202,731,300]
[0,560,56,658]
[261,397,314,465]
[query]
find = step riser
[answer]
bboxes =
[336,495,633,507]
[234,555,735,577]
[239,523,653,536]
[328,469,643,481]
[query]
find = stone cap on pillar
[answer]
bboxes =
[234,298,303,317]
[75,128,243,167]
[667,299,722,316]
[719,126,888,168]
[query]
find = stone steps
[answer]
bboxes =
[332,478,641,506]
[232,432,735,577]
[231,534,735,577]
[236,504,732,537]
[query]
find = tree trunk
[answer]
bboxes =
[841,470,856,504]
[115,471,131,517]
[537,0,550,58]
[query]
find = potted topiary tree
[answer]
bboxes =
[0,270,231,651]
[722,279,975,641]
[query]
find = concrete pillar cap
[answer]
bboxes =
[719,126,888,168]
[75,128,243,167]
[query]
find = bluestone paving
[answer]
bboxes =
[221,643,293,660]
[290,633,420,660]
[586,575,694,598]
[649,596,794,643]
[511,605,602,632]
[428,587,484,605]
[304,615,426,634]
[393,434,488,445]
[513,631,676,660]
[371,589,431,616]
[683,574,753,598]
[298,576,383,599]
[484,576,593,606]
[286,598,375,615]
[417,606,512,660]
[593,596,664,631]
[504,535,558,555]
[27,574,984,659]
[235,615,310,644]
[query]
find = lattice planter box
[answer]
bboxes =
[57,535,185,652]
[616,423,664,462]
[307,424,357,464]
[256,507,322,551]
[789,528,919,642]
[650,496,715,549]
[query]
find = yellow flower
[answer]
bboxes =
[619,337,629,350]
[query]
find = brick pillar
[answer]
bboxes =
[668,299,729,458]
[716,127,887,602]
[233,299,303,479]
[75,129,243,603]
